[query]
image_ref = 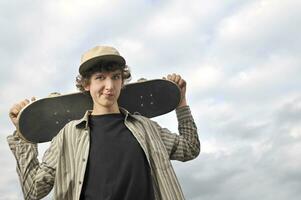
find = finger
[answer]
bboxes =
[31,96,36,102]
[171,73,177,82]
[20,99,29,108]
[178,79,186,88]
[167,74,172,80]
[9,106,19,118]
[19,100,28,109]
[15,103,23,111]
[174,75,181,83]
[167,74,176,82]
[19,102,26,108]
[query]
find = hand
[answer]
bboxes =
[9,97,36,128]
[163,73,187,108]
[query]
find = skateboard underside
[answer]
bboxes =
[18,79,181,143]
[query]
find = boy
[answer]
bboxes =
[8,45,200,200]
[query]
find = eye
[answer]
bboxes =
[95,75,105,80]
[113,74,121,80]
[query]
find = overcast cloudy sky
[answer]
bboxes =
[1,0,301,199]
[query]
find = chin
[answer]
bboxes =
[101,100,117,107]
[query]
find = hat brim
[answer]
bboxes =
[79,55,126,75]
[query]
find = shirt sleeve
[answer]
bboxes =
[152,106,200,161]
[7,130,62,200]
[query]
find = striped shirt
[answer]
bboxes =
[7,106,200,200]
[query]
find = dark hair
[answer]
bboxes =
[76,61,131,93]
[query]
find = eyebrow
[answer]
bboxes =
[112,72,122,76]
[94,71,121,76]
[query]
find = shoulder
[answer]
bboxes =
[54,120,83,140]
[130,113,150,122]
[129,113,159,128]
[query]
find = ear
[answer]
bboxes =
[84,84,90,91]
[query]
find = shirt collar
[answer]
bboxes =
[75,107,133,129]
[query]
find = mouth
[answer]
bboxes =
[102,93,114,98]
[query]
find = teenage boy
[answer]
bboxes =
[8,45,200,200]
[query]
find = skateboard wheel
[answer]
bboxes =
[137,78,147,82]
[48,92,61,97]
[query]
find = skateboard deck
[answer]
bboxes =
[17,79,181,143]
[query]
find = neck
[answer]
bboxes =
[91,104,120,115]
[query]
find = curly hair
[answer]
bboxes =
[76,61,131,93]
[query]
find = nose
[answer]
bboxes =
[104,78,114,91]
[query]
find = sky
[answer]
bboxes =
[1,0,301,199]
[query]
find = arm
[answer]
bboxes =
[7,132,62,199]
[152,105,200,161]
[7,98,61,199]
[155,74,200,161]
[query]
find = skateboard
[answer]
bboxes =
[17,79,181,143]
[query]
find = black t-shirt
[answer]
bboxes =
[80,113,154,200]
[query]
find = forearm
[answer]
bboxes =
[155,106,200,161]
[172,106,200,161]
[7,131,54,199]
[177,97,187,108]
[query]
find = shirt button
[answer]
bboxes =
[82,158,86,162]
[79,181,82,185]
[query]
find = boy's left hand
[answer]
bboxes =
[163,73,187,108]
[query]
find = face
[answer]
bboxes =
[84,70,123,112]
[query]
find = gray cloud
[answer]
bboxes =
[1,0,301,199]
[170,94,301,200]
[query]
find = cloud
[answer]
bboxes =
[172,93,301,200]
[1,0,301,199]
[213,0,301,66]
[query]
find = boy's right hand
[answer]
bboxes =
[9,97,36,128]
